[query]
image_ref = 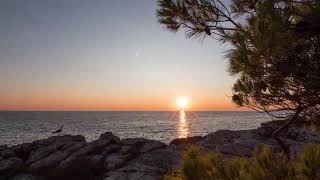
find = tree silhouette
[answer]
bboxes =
[157,0,320,158]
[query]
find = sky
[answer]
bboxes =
[0,0,240,111]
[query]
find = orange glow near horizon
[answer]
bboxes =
[0,94,248,111]
[0,1,251,112]
[0,88,248,111]
[0,97,246,111]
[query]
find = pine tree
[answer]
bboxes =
[157,0,320,158]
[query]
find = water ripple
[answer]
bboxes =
[0,111,272,145]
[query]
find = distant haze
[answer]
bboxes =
[0,0,239,111]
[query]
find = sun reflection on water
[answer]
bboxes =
[178,110,189,138]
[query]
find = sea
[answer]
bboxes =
[0,111,273,145]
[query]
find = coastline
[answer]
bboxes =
[1,121,319,180]
[0,111,271,146]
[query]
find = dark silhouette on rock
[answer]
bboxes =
[52,125,63,134]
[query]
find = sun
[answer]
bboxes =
[176,97,189,110]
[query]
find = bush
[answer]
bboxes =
[298,144,320,179]
[165,144,320,180]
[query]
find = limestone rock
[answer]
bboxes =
[104,148,180,180]
[170,136,203,146]
[0,157,23,178]
[9,174,44,180]
[0,120,319,180]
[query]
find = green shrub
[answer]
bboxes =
[297,144,320,179]
[165,144,320,180]
[245,145,295,180]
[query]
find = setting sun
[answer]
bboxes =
[176,97,189,110]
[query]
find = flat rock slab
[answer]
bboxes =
[0,121,319,180]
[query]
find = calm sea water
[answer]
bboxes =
[0,111,272,145]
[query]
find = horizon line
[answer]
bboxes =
[0,109,253,112]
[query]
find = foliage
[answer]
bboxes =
[297,143,320,179]
[246,145,295,180]
[164,144,320,180]
[157,0,320,120]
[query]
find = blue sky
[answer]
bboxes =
[0,0,236,111]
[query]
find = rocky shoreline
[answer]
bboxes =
[1,121,320,180]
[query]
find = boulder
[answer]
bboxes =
[57,132,120,176]
[11,143,34,161]
[0,120,319,180]
[170,136,203,146]
[104,148,180,180]
[286,127,320,143]
[25,135,86,176]
[104,152,131,171]
[0,157,23,178]
[139,140,166,153]
[257,120,286,137]
[9,174,44,180]
[1,149,15,159]
[104,138,167,171]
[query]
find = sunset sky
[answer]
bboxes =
[0,0,240,111]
